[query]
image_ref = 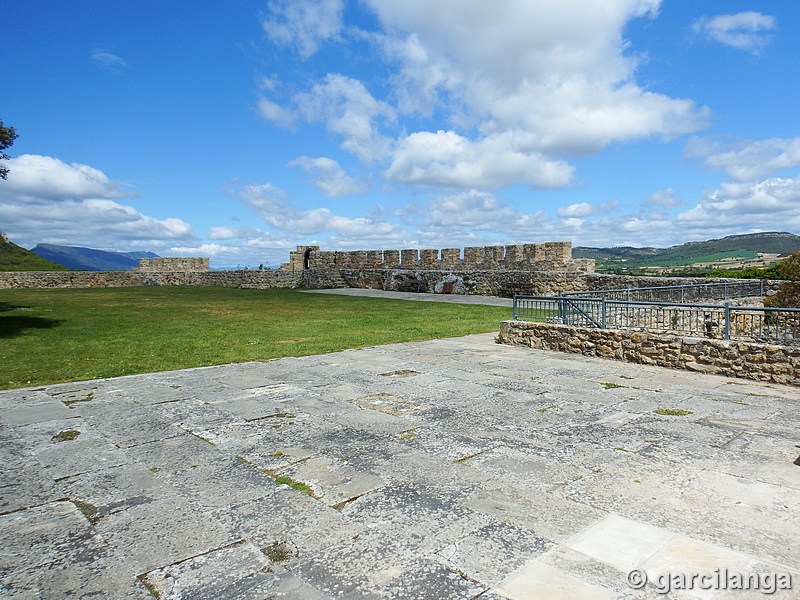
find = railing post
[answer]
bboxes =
[724,303,731,340]
[601,297,606,329]
[513,295,518,320]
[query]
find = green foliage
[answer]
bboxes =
[708,264,783,280]
[0,235,70,271]
[0,286,509,389]
[765,252,800,308]
[0,119,18,180]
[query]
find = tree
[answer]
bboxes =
[0,120,19,180]
[764,251,800,308]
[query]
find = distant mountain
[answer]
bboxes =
[30,244,159,271]
[574,231,800,274]
[0,233,70,271]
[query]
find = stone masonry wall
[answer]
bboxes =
[299,268,769,297]
[135,257,210,272]
[499,320,800,387]
[0,270,301,289]
[282,242,595,273]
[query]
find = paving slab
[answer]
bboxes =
[1,332,799,599]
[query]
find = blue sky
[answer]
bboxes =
[2,0,799,268]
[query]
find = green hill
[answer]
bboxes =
[574,232,800,275]
[0,233,70,271]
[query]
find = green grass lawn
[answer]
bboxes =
[0,286,510,390]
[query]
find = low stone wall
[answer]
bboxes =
[0,267,774,299]
[0,270,301,290]
[0,271,147,289]
[499,320,800,386]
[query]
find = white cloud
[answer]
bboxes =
[261,0,344,58]
[91,49,128,72]
[288,156,370,196]
[1,154,136,200]
[259,0,708,192]
[233,182,402,239]
[677,178,800,226]
[385,130,575,189]
[692,12,776,54]
[0,197,194,248]
[257,97,296,128]
[686,136,800,182]
[0,154,194,248]
[296,74,396,165]
[421,190,520,230]
[645,188,682,207]
[556,200,619,218]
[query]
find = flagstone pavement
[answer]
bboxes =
[1,331,798,599]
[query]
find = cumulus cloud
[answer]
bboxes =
[257,98,296,128]
[261,0,344,58]
[0,154,194,248]
[232,182,402,239]
[295,74,396,165]
[288,156,370,196]
[556,200,619,218]
[685,136,800,182]
[420,190,520,230]
[677,178,800,227]
[645,188,683,207]
[385,130,575,189]
[692,12,776,54]
[259,0,708,191]
[1,154,136,200]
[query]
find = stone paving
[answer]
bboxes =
[1,332,799,599]
[300,288,515,306]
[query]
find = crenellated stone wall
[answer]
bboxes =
[281,242,595,273]
[134,257,210,272]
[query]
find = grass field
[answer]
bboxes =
[0,286,510,390]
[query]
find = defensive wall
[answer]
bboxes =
[280,242,594,272]
[499,319,800,387]
[0,245,774,299]
[134,257,209,272]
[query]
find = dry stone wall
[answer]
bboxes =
[499,320,800,387]
[0,269,300,289]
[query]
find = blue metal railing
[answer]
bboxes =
[513,294,800,344]
[561,280,764,303]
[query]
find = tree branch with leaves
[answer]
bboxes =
[0,120,19,180]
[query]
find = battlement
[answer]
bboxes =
[134,257,210,272]
[281,243,594,273]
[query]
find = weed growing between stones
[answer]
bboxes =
[262,541,297,563]
[72,499,101,524]
[654,408,693,416]
[600,382,626,389]
[51,429,80,442]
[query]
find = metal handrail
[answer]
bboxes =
[561,280,764,302]
[512,294,800,344]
